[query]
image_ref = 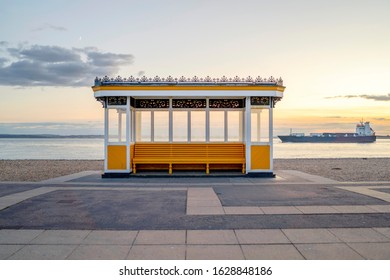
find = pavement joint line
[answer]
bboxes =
[186,187,390,216]
[0,187,60,211]
[337,186,390,203]
[1,228,390,259]
[39,171,102,184]
[278,170,340,184]
[0,186,189,210]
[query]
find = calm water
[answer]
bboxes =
[0,138,389,160]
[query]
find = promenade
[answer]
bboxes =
[1,169,390,259]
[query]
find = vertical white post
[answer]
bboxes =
[127,97,131,172]
[257,111,261,142]
[239,110,243,142]
[245,97,251,173]
[104,105,109,172]
[188,111,191,142]
[206,98,210,143]
[224,110,228,142]
[151,111,154,142]
[269,100,274,172]
[169,98,173,143]
[118,111,122,142]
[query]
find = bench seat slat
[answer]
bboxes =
[132,143,245,174]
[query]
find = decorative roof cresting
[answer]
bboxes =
[94,75,283,86]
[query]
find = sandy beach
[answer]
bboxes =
[0,158,389,182]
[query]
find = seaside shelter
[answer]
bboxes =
[92,75,285,177]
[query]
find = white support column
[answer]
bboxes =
[257,110,261,142]
[151,111,155,142]
[224,110,228,142]
[169,98,173,143]
[104,105,109,172]
[239,110,243,141]
[118,111,122,142]
[245,97,251,173]
[269,99,274,172]
[188,111,191,142]
[127,97,131,172]
[206,98,210,143]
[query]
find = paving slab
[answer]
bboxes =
[187,199,223,207]
[347,242,390,259]
[235,229,290,244]
[373,227,390,238]
[187,230,238,245]
[296,205,338,214]
[187,206,225,215]
[295,243,364,260]
[282,229,341,243]
[328,228,390,243]
[0,245,24,259]
[241,244,304,260]
[127,245,186,260]
[186,245,244,260]
[367,205,390,212]
[261,206,302,215]
[31,230,91,244]
[82,230,138,245]
[67,245,130,260]
[331,205,378,213]
[223,206,263,215]
[0,229,44,244]
[134,230,186,245]
[8,244,76,260]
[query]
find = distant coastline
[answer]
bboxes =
[0,134,104,139]
[1,134,389,139]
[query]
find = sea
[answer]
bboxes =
[0,138,389,160]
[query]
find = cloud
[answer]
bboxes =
[326,94,390,101]
[31,23,67,32]
[0,43,134,87]
[0,57,7,66]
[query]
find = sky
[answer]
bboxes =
[0,0,389,136]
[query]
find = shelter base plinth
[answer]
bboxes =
[246,172,275,178]
[101,172,131,178]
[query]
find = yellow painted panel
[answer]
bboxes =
[251,145,270,170]
[107,145,127,170]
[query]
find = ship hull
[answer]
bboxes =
[278,135,376,143]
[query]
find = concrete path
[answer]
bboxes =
[1,169,390,259]
[1,228,390,260]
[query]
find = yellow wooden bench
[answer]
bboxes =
[132,143,245,174]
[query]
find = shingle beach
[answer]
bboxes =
[0,158,389,182]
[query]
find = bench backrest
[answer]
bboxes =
[134,143,245,159]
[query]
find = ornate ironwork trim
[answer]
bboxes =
[107,96,127,106]
[209,99,245,108]
[135,99,169,108]
[94,75,283,86]
[172,99,206,108]
[251,97,270,106]
[272,97,282,108]
[96,97,106,108]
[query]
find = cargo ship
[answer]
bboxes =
[278,121,376,143]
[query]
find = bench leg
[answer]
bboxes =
[133,163,136,174]
[242,164,245,174]
[169,163,172,174]
[206,163,209,174]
